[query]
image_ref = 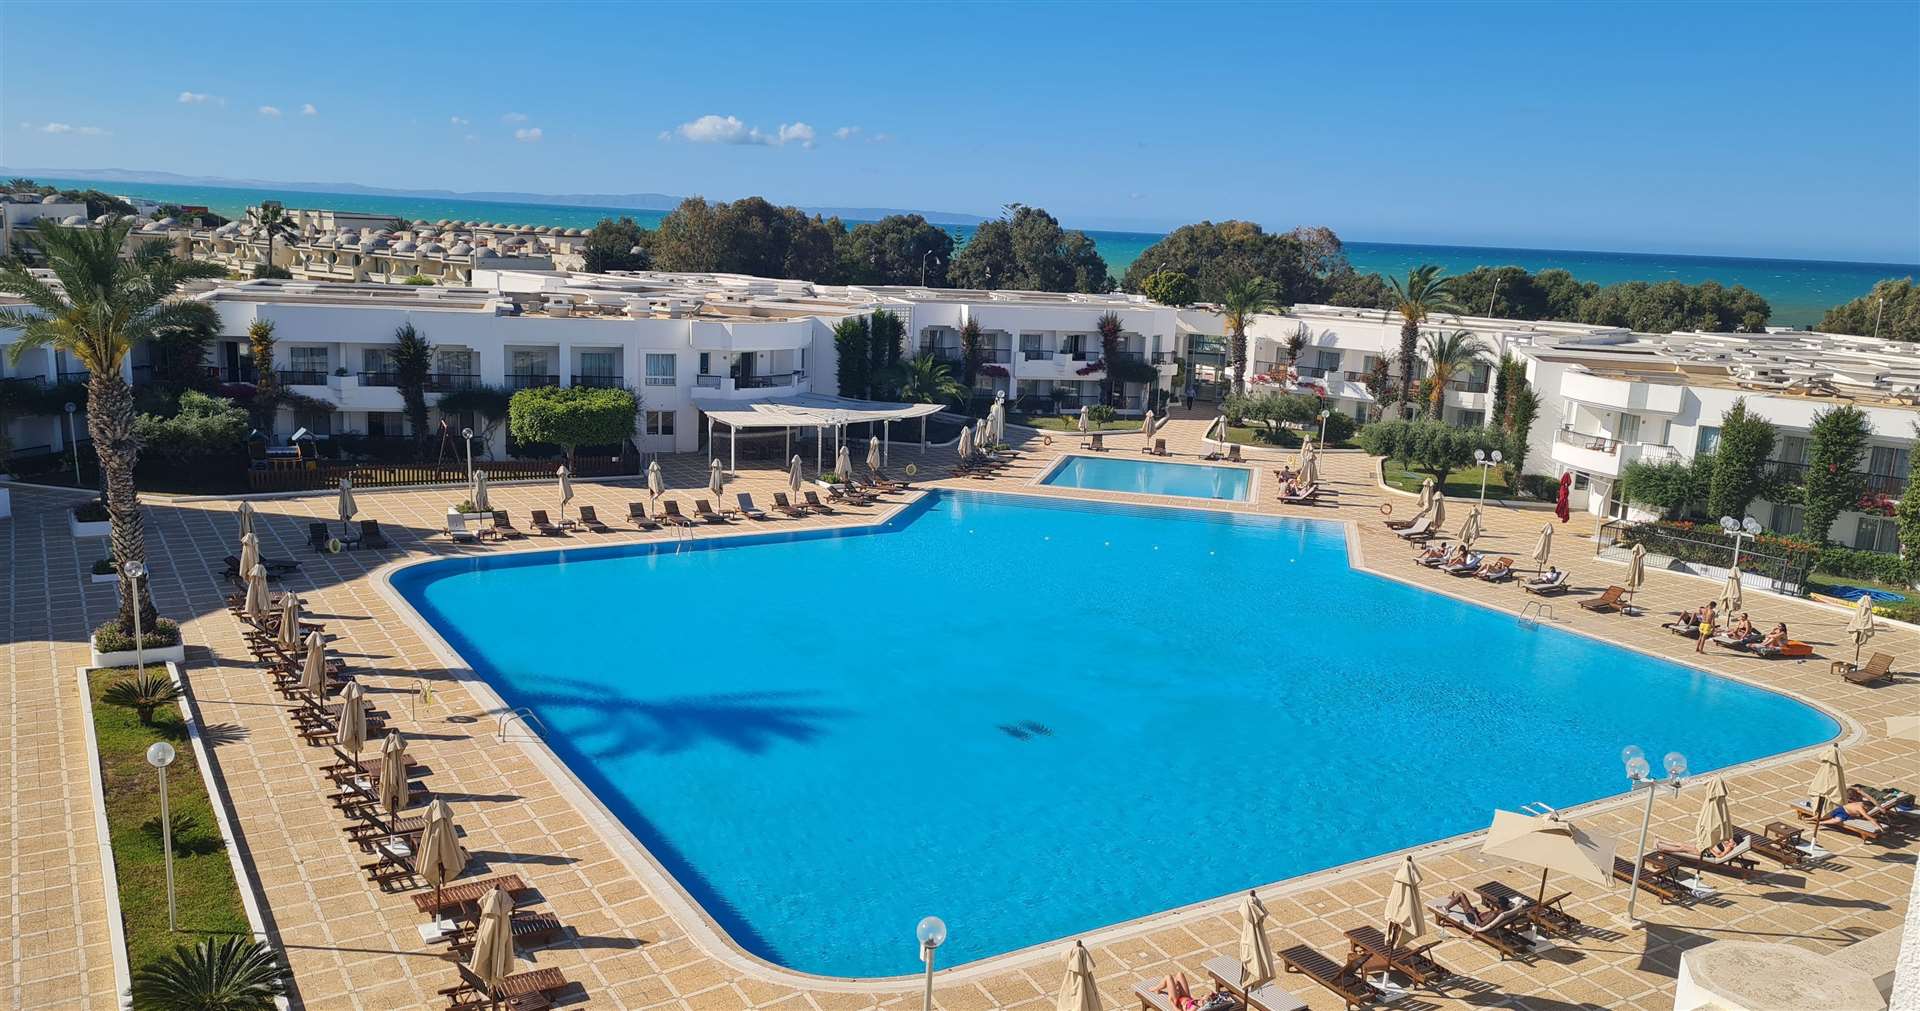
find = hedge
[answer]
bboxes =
[1814,546,1914,587]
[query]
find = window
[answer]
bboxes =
[579,351,616,378]
[1771,502,1804,537]
[1856,516,1900,554]
[645,353,677,386]
[1616,413,1642,445]
[1695,426,1721,455]
[644,410,675,436]
[1314,350,1341,372]
[1868,446,1910,480]
[698,352,711,375]
[1776,435,1808,465]
[510,350,550,376]
[436,348,473,375]
[290,347,328,374]
[293,408,332,436]
[362,348,390,374]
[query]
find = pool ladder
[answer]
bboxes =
[497,707,548,742]
[1519,601,1557,626]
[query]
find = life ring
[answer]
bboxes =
[1043,435,1054,447]
[1379,503,1393,516]
[327,538,343,554]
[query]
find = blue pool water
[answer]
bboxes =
[392,491,1837,977]
[1041,455,1251,500]
[1824,584,1906,604]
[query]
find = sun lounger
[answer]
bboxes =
[1579,586,1627,612]
[1384,509,1430,530]
[1661,836,1761,879]
[528,510,565,536]
[1340,926,1448,987]
[1279,484,1319,505]
[1428,900,1535,959]
[659,500,695,527]
[1477,558,1516,582]
[771,492,810,517]
[359,519,390,549]
[1523,570,1569,595]
[803,490,838,513]
[1750,640,1815,658]
[446,512,479,543]
[222,554,299,582]
[1227,444,1242,462]
[1735,822,1812,866]
[346,810,428,849]
[692,499,731,524]
[874,468,913,489]
[1132,980,1178,1011]
[1204,953,1309,1010]
[1612,854,1704,903]
[1154,438,1167,456]
[410,874,532,917]
[575,505,612,533]
[735,493,771,520]
[482,510,523,539]
[1278,943,1377,1010]
[439,961,570,1010]
[625,502,662,531]
[825,482,876,505]
[1791,799,1883,841]
[1474,880,1582,937]
[1090,433,1107,452]
[1393,516,1436,540]
[1840,652,1895,685]
[307,522,331,552]
[444,910,567,955]
[1443,554,1484,576]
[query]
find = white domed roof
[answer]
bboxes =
[59,214,86,225]
[473,246,498,259]
[448,242,473,255]
[435,218,451,226]
[41,193,63,204]
[421,242,445,254]
[154,216,178,226]
[94,213,115,224]
[392,240,418,253]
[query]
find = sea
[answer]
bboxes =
[51,177,1917,329]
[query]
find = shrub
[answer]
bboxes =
[134,390,249,462]
[74,499,110,522]
[132,936,285,1011]
[103,669,182,724]
[93,617,181,652]
[1320,410,1357,444]
[1518,473,1560,501]
[506,385,638,467]
[92,558,115,575]
[1815,547,1913,587]
[401,274,435,286]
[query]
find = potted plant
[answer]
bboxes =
[69,497,111,538]
[89,616,186,667]
[89,558,118,584]
[448,498,489,524]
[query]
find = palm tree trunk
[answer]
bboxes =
[1429,365,1448,419]
[1396,319,1419,418]
[87,372,155,629]
[1229,330,1247,392]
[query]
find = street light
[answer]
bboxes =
[921,250,940,287]
[1474,448,1505,513]
[63,402,81,487]
[123,560,148,677]
[1718,515,1762,568]
[1317,408,1331,446]
[146,741,178,931]
[461,427,475,484]
[916,915,947,1011]
[1621,745,1687,927]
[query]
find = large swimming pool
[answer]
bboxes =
[1040,455,1252,500]
[391,491,1837,978]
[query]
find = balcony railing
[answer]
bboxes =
[1151,352,1176,364]
[982,349,1013,364]
[1109,351,1148,366]
[738,371,803,389]
[358,371,399,387]
[1068,350,1103,363]
[1555,429,1621,454]
[1022,349,1055,361]
[58,370,91,384]
[923,347,963,363]
[1446,378,1491,394]
[425,373,480,392]
[573,374,625,388]
[508,373,560,390]
[1865,472,1908,497]
[277,369,327,386]
[220,365,259,384]
[695,374,724,389]
[1769,459,1809,484]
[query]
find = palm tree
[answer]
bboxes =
[892,352,970,407]
[1383,265,1463,418]
[1421,329,1491,419]
[1218,276,1279,392]
[102,669,182,725]
[133,936,285,1011]
[1095,311,1124,407]
[246,202,292,271]
[0,219,223,629]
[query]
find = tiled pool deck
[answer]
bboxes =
[5,410,1914,1009]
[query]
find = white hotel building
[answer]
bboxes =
[5,262,1915,556]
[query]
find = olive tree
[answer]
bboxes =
[507,385,638,467]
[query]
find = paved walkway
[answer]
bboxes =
[3,419,1914,1010]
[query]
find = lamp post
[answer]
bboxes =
[63,401,81,487]
[1621,745,1687,928]
[461,427,475,484]
[123,560,148,677]
[146,741,178,931]
[1873,297,1885,340]
[1317,408,1331,446]
[1474,448,1504,513]
[1718,515,1761,568]
[921,251,940,287]
[916,915,947,1011]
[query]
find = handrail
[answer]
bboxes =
[1519,601,1557,625]
[497,707,548,742]
[1554,429,1621,454]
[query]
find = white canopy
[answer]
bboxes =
[694,392,947,430]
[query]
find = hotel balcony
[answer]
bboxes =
[1560,370,1685,415]
[1549,428,1681,479]
[508,373,561,391]
[691,371,808,400]
[572,374,626,389]
[1014,349,1104,382]
[1770,458,1906,499]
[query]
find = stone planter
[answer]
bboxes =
[89,569,119,584]
[89,637,186,668]
[70,509,111,538]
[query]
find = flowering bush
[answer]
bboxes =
[93,617,181,651]
[978,364,1010,379]
[1075,362,1102,376]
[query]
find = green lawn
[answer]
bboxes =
[1220,424,1358,450]
[1381,458,1514,500]
[1011,414,1144,434]
[87,667,250,980]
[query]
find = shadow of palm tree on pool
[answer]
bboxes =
[503,679,848,759]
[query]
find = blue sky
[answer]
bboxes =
[3,1,1916,262]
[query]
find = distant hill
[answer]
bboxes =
[0,166,990,226]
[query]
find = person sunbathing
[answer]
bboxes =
[1758,623,1788,650]
[1441,890,1505,927]
[1656,835,1744,860]
[1527,566,1561,585]
[1417,542,1450,564]
[1281,478,1301,497]
[1480,557,1514,580]
[1442,544,1469,568]
[1276,464,1295,483]
[1819,792,1885,833]
[1727,613,1757,643]
[1148,972,1200,1011]
[1859,785,1916,814]
[1447,551,1482,572]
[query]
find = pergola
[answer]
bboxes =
[693,392,947,474]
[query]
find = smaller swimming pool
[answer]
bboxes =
[1824,584,1906,604]
[1041,455,1251,500]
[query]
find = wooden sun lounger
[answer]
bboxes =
[486,510,526,539]
[625,502,663,531]
[528,510,564,536]
[803,491,838,514]
[1736,822,1811,866]
[1154,438,1168,456]
[1428,901,1535,959]
[1791,799,1883,841]
[659,500,696,527]
[1279,943,1377,1010]
[1279,484,1319,505]
[323,747,421,784]
[1840,651,1895,686]
[575,505,612,533]
[1393,516,1436,541]
[1612,854,1697,903]
[444,910,567,955]
[1477,558,1516,582]
[1475,880,1583,937]
[1580,585,1627,612]
[346,811,427,849]
[412,874,533,917]
[440,962,569,1010]
[735,494,771,520]
[771,492,810,517]
[1662,837,1762,879]
[1203,953,1308,1011]
[1341,926,1448,986]
[692,499,730,524]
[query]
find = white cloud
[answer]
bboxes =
[37,122,109,136]
[673,114,816,148]
[657,130,672,142]
[177,90,219,104]
[301,103,318,116]
[450,115,470,126]
[869,132,892,143]
[833,126,861,140]
[258,105,282,118]
[502,111,528,123]
[514,127,543,143]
